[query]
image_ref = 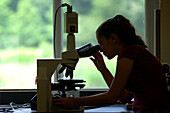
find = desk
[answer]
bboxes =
[0,104,133,113]
[85,104,133,112]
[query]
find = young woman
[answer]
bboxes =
[53,15,170,113]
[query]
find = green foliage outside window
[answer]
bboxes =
[0,0,144,88]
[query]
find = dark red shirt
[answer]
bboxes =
[118,45,169,113]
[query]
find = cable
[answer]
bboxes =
[0,102,31,112]
[10,102,15,111]
[10,102,31,111]
[53,3,70,58]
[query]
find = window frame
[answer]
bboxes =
[53,0,63,82]
[145,0,160,55]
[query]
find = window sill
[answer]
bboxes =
[0,88,108,104]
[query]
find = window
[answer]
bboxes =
[61,0,145,87]
[0,0,145,89]
[0,0,53,89]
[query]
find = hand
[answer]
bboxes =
[90,52,107,72]
[53,97,79,110]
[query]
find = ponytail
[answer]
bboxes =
[96,15,147,48]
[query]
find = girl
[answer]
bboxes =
[53,15,170,113]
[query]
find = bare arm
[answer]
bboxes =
[75,57,134,106]
[90,52,114,87]
[90,52,133,103]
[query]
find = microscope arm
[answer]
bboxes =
[59,49,79,79]
[37,58,76,112]
[59,43,100,79]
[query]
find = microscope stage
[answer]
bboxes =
[52,78,86,91]
[58,78,85,83]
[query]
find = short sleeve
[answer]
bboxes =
[118,45,144,60]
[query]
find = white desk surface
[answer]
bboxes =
[0,104,133,113]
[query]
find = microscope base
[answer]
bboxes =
[31,91,84,112]
[51,90,84,112]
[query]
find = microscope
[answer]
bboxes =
[35,3,100,112]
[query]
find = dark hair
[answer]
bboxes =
[96,15,147,48]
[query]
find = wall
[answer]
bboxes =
[160,0,170,64]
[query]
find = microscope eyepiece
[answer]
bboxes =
[77,43,100,58]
